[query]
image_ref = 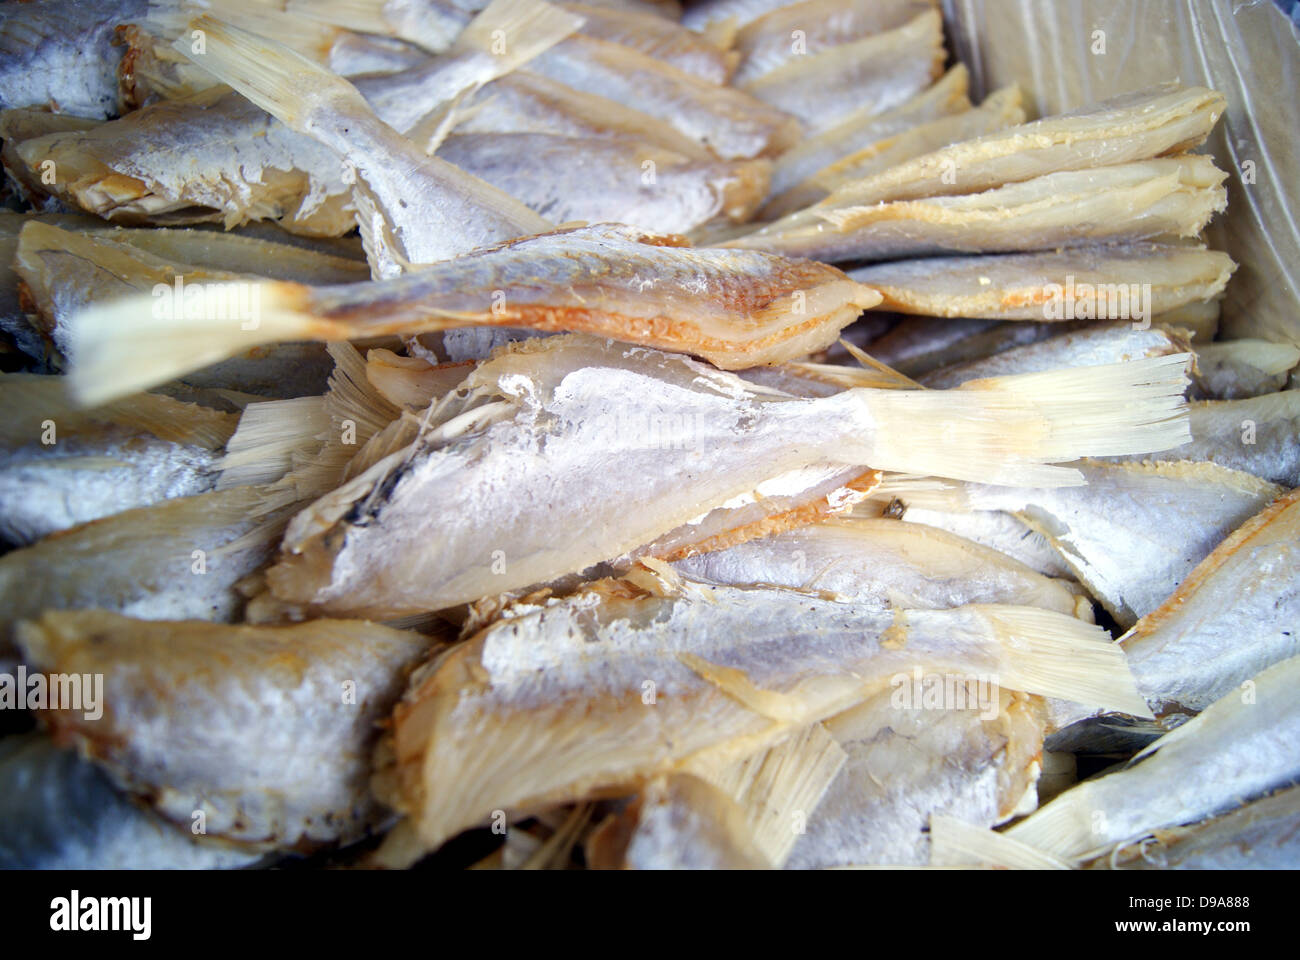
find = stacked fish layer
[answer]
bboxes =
[0,0,1294,871]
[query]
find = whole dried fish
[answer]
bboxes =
[431,133,771,234]
[787,689,1045,868]
[849,244,1236,322]
[16,610,434,850]
[740,9,944,134]
[373,573,1146,860]
[250,338,1189,620]
[0,0,147,119]
[1006,655,1300,862]
[726,156,1229,264]
[767,64,969,206]
[733,0,935,86]
[671,517,1089,618]
[67,224,882,401]
[765,84,1025,219]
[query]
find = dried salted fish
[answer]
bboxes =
[0,0,147,119]
[764,84,1025,220]
[787,689,1045,868]
[1098,786,1300,871]
[919,322,1191,390]
[0,735,265,870]
[433,133,770,235]
[767,64,969,206]
[373,573,1146,861]
[1191,339,1300,400]
[1114,488,1300,716]
[1005,656,1300,862]
[671,517,1088,618]
[16,610,434,849]
[726,156,1228,264]
[7,0,578,234]
[959,460,1283,628]
[66,224,881,401]
[733,0,934,86]
[740,9,944,134]
[251,337,1188,619]
[1108,390,1300,487]
[560,3,736,83]
[847,244,1236,321]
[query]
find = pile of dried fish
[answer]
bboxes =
[0,0,1295,871]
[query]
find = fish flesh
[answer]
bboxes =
[65,224,882,402]
[1005,655,1300,862]
[740,9,944,134]
[786,689,1045,867]
[248,337,1188,619]
[0,0,148,119]
[847,244,1236,321]
[671,517,1089,618]
[725,156,1229,264]
[0,734,265,870]
[372,571,1146,860]
[764,84,1025,220]
[16,610,435,849]
[766,64,969,207]
[732,0,935,86]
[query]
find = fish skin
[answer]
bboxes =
[681,0,807,31]
[966,459,1284,628]
[374,575,1137,856]
[892,510,1075,580]
[733,0,935,86]
[766,64,970,207]
[848,244,1237,321]
[0,735,264,870]
[671,517,1087,618]
[1007,655,1300,862]
[919,323,1190,390]
[0,0,148,119]
[16,610,435,850]
[726,156,1229,264]
[786,690,1045,868]
[1098,786,1300,870]
[1105,391,1300,487]
[740,9,944,135]
[526,34,800,159]
[0,434,221,546]
[433,133,770,234]
[1116,487,1300,716]
[1191,340,1300,400]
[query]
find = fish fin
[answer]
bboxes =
[173,15,367,132]
[971,605,1153,718]
[451,0,584,69]
[216,396,331,490]
[689,723,847,868]
[0,372,237,450]
[929,815,1073,870]
[677,652,805,723]
[852,354,1192,486]
[64,283,341,407]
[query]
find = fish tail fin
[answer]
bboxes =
[216,396,331,490]
[66,282,335,407]
[971,605,1153,718]
[1003,782,1109,861]
[929,815,1073,869]
[451,0,585,72]
[852,354,1192,485]
[174,14,369,132]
